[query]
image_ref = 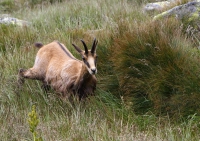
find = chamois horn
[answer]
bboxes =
[80,39,88,54]
[91,38,98,54]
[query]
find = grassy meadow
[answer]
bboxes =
[1,0,200,140]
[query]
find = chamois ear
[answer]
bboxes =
[80,39,88,54]
[72,43,83,53]
[91,38,98,54]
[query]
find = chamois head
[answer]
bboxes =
[72,38,98,75]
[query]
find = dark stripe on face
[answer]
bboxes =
[57,42,76,60]
[84,60,90,68]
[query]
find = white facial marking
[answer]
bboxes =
[87,56,96,74]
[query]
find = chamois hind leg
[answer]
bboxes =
[17,68,43,89]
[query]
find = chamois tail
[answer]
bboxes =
[34,42,43,48]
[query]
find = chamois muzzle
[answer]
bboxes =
[91,68,97,74]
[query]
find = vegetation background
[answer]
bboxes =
[1,0,200,140]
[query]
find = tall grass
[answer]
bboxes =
[109,19,200,119]
[1,0,200,140]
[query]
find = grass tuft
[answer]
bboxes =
[110,19,200,119]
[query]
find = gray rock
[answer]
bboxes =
[144,0,177,12]
[144,1,170,12]
[153,1,200,20]
[0,16,31,26]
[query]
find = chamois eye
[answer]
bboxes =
[82,57,86,61]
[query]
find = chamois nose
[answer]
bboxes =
[91,68,96,74]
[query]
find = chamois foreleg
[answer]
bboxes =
[41,81,51,92]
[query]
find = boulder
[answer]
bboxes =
[0,15,31,27]
[144,1,170,12]
[153,1,200,21]
[144,0,177,12]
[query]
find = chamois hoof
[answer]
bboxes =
[17,77,24,85]
[19,68,25,74]
[17,68,25,86]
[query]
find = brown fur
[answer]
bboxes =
[18,39,98,100]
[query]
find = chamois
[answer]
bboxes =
[18,39,98,99]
